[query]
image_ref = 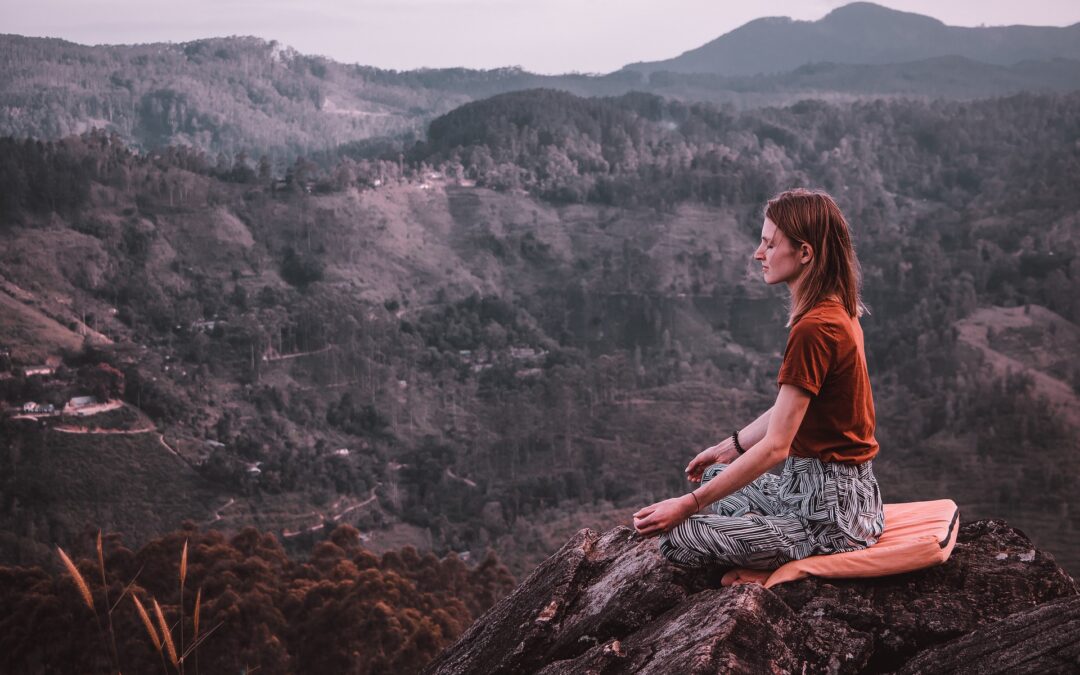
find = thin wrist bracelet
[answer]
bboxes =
[688,492,701,511]
[732,430,747,455]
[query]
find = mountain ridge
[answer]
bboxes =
[4,11,1080,159]
[624,1,1080,75]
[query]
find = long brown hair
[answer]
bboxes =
[764,188,868,327]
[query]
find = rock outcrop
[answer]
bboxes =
[424,520,1079,674]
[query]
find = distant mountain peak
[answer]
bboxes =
[622,2,1079,76]
[822,2,946,27]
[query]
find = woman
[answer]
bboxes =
[633,188,885,569]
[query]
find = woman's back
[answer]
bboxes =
[777,298,878,464]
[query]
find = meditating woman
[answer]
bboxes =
[633,188,885,569]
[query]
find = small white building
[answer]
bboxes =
[22,401,56,414]
[332,448,350,457]
[510,346,547,361]
[68,395,98,409]
[190,319,225,333]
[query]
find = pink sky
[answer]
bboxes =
[5,1,1080,73]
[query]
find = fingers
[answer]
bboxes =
[633,512,672,537]
[633,505,656,519]
[633,518,657,537]
[633,510,655,532]
[635,518,665,538]
[686,454,709,477]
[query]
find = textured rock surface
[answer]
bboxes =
[898,594,1080,674]
[423,519,1079,674]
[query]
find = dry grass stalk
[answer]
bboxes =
[96,531,106,585]
[109,565,144,614]
[179,540,188,587]
[180,539,188,675]
[180,620,223,663]
[132,595,162,652]
[96,530,121,675]
[153,598,179,667]
[56,546,94,612]
[193,588,201,637]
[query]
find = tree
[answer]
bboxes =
[280,247,324,289]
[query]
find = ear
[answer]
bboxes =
[799,242,814,265]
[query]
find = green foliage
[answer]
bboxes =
[413,293,536,352]
[280,246,325,289]
[326,393,390,438]
[0,135,99,220]
[414,89,1080,213]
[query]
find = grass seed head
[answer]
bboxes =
[153,598,179,666]
[193,587,202,637]
[132,595,162,652]
[180,539,188,588]
[56,546,94,612]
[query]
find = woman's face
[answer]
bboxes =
[754,217,808,288]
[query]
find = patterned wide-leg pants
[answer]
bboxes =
[658,456,885,569]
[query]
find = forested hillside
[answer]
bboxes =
[3,32,1079,163]
[1,89,1078,579]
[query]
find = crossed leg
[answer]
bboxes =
[658,463,815,569]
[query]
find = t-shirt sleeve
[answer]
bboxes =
[777,318,835,396]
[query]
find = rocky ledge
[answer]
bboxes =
[424,520,1079,674]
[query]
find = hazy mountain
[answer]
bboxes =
[0,34,593,163]
[3,26,1080,162]
[623,2,1080,75]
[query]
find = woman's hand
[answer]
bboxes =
[633,495,697,537]
[685,440,739,482]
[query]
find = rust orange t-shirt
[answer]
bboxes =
[776,298,879,464]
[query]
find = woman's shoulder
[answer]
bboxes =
[799,298,842,319]
[792,300,851,337]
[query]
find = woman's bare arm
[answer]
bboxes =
[684,406,774,482]
[634,386,810,537]
[737,406,772,452]
[688,387,808,510]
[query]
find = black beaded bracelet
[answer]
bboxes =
[732,430,747,455]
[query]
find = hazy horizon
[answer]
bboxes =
[4,0,1080,74]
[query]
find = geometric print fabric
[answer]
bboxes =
[659,456,885,569]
